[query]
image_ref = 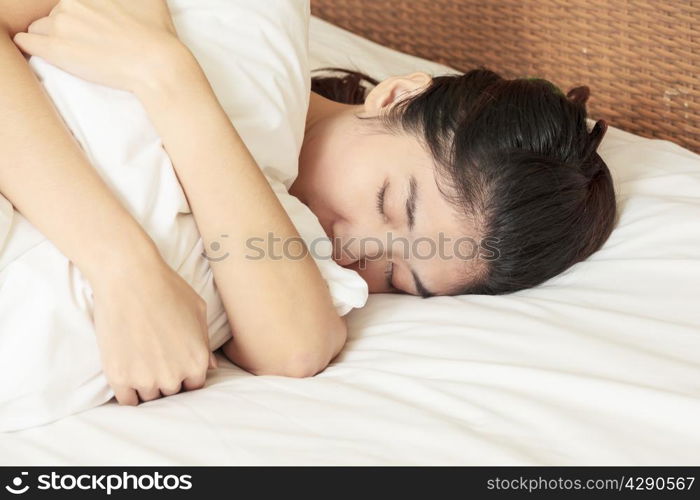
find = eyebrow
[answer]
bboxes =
[404,175,435,298]
[411,267,436,298]
[406,175,417,231]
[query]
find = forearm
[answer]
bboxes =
[0,29,161,284]
[135,47,346,376]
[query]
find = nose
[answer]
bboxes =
[359,237,384,260]
[333,232,389,268]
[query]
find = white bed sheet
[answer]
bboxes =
[1,16,699,465]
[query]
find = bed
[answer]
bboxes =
[1,5,700,465]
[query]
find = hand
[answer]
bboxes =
[91,252,218,406]
[12,0,183,94]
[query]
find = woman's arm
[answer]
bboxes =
[13,0,348,377]
[0,0,215,405]
[136,50,349,378]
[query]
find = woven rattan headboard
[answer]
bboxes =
[311,0,699,153]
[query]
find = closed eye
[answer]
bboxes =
[375,178,389,220]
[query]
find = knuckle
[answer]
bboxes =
[190,366,208,383]
[188,377,206,390]
[160,373,182,389]
[184,370,207,388]
[160,380,182,395]
[134,380,157,393]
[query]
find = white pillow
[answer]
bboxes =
[168,0,369,315]
[0,0,367,432]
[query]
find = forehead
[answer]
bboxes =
[393,135,484,294]
[414,180,482,294]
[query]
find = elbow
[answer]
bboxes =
[279,357,324,379]
[252,315,348,379]
[250,354,322,379]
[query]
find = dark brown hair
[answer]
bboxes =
[311,66,616,295]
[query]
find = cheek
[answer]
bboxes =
[315,161,358,214]
[325,142,379,204]
[346,258,391,293]
[323,171,376,232]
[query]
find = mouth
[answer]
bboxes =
[319,219,342,264]
[333,247,359,267]
[319,216,334,242]
[319,217,357,267]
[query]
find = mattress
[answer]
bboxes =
[1,15,699,466]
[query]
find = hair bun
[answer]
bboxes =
[585,119,608,156]
[581,119,609,180]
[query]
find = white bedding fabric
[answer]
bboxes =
[1,14,700,465]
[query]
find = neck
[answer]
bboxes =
[305,91,346,136]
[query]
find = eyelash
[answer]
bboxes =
[375,181,388,221]
[376,180,396,290]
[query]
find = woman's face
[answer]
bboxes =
[290,73,480,296]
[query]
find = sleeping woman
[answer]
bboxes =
[1,0,615,406]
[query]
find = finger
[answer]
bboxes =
[12,32,53,59]
[136,385,162,403]
[182,371,207,392]
[113,387,139,406]
[208,351,218,370]
[159,380,183,397]
[27,16,54,36]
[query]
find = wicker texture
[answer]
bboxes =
[311,0,700,153]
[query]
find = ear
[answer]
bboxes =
[362,72,431,116]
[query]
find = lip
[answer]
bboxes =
[319,217,334,242]
[334,253,358,267]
